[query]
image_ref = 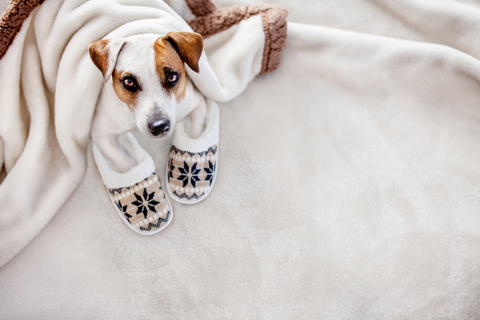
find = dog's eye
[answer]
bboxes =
[166,72,179,87]
[122,76,138,92]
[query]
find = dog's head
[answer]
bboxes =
[88,32,203,138]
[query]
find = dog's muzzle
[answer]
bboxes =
[148,119,170,137]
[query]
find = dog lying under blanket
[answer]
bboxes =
[88,0,288,235]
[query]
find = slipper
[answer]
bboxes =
[92,133,173,235]
[166,98,219,204]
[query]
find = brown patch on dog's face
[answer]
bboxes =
[154,38,187,101]
[112,70,142,110]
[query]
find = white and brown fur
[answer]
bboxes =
[88,32,207,172]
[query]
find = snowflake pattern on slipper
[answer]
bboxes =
[109,172,171,232]
[166,145,218,203]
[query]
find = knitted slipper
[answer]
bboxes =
[166,99,219,204]
[92,133,173,235]
[186,0,288,75]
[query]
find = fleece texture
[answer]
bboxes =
[92,133,156,189]
[188,2,288,74]
[1,0,480,319]
[171,98,219,153]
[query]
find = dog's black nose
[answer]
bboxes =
[149,119,170,136]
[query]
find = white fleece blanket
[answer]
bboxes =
[1,0,480,318]
[0,0,265,266]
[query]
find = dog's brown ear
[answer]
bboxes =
[88,38,125,82]
[163,32,203,73]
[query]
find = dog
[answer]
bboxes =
[88,32,206,173]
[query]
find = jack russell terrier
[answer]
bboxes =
[87,2,286,232]
[88,32,206,173]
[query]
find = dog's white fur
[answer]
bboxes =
[90,34,207,173]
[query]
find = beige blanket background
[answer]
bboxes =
[1,0,480,318]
